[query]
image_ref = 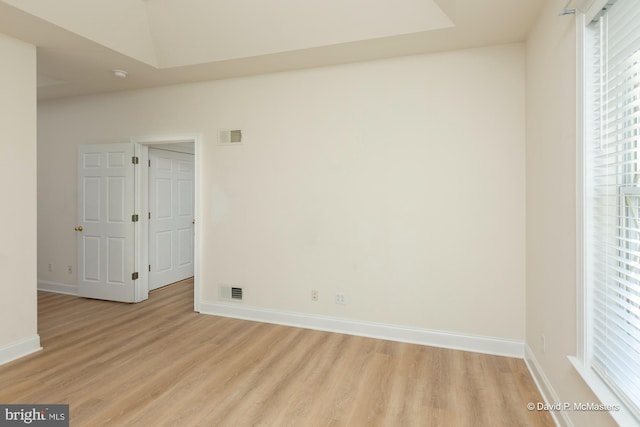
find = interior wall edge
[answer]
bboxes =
[0,335,41,367]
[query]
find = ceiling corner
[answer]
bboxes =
[435,0,457,22]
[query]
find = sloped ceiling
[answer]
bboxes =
[144,0,455,67]
[0,0,544,101]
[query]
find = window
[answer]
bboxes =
[581,0,640,422]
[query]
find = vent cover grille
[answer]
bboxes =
[231,287,243,300]
[219,129,242,145]
[219,286,243,302]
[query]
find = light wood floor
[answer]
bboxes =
[0,280,555,426]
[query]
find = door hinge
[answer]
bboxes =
[148,212,151,219]
[132,214,139,222]
[148,264,151,272]
[148,159,151,167]
[132,272,139,280]
[132,156,139,165]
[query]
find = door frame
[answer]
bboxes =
[131,133,202,311]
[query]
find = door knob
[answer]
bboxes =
[74,226,83,232]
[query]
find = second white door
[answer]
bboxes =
[148,148,194,290]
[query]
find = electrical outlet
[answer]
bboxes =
[67,265,73,274]
[311,290,319,302]
[48,263,53,272]
[335,292,346,305]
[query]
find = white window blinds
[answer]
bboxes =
[587,0,640,418]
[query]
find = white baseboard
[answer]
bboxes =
[0,335,41,366]
[524,344,570,427]
[199,301,524,358]
[38,280,78,296]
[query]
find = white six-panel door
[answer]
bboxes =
[77,143,136,302]
[148,149,194,290]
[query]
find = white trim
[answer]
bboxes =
[37,280,79,296]
[199,301,524,358]
[0,335,41,366]
[578,0,613,23]
[524,345,571,427]
[134,142,149,303]
[568,356,639,426]
[193,134,202,312]
[575,11,588,364]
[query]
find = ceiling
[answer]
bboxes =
[0,0,545,101]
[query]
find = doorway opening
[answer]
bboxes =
[134,134,201,312]
[147,144,194,291]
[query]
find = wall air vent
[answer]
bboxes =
[219,286,243,302]
[231,287,243,300]
[219,129,243,145]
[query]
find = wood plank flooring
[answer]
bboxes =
[0,280,555,426]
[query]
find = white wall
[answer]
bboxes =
[525,1,616,425]
[0,33,40,363]
[38,44,526,345]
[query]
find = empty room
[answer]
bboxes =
[0,0,638,425]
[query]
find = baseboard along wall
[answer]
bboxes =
[524,344,570,427]
[199,300,524,358]
[0,335,41,366]
[37,280,79,296]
